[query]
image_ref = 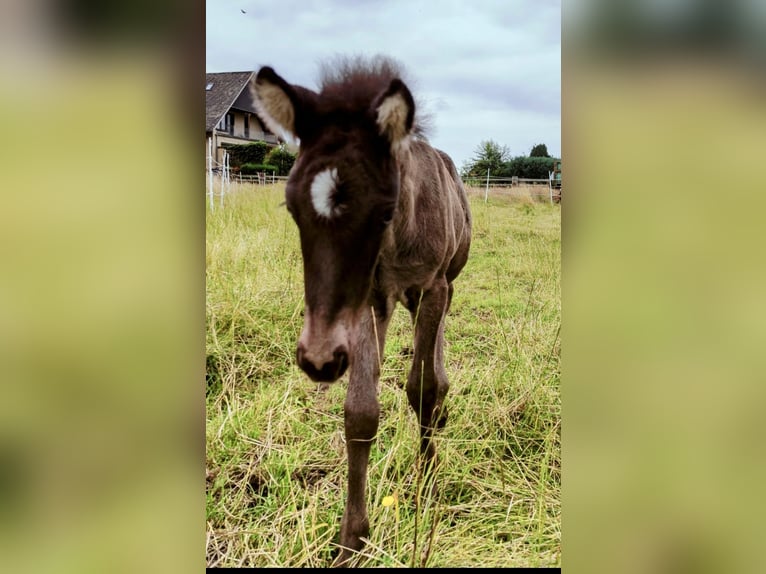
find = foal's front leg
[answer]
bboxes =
[335,305,391,566]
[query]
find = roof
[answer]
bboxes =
[205,71,255,132]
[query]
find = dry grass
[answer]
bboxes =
[465,184,558,205]
[206,182,560,567]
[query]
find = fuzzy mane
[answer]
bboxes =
[317,54,432,139]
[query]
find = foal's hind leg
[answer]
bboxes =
[405,278,451,467]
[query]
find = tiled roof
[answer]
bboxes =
[205,71,254,132]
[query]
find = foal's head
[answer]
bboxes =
[251,60,416,382]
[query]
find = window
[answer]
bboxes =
[244,114,250,138]
[217,113,234,134]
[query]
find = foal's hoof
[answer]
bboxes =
[331,544,358,568]
[333,518,367,567]
[331,549,350,568]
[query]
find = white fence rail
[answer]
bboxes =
[461,172,562,204]
[207,172,554,188]
[206,135,291,209]
[205,156,562,208]
[460,176,550,186]
[233,173,289,185]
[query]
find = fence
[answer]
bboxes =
[207,137,231,209]
[205,147,561,208]
[461,176,549,187]
[463,172,562,204]
[207,136,291,210]
[205,171,288,210]
[234,173,289,185]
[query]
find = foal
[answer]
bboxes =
[251,56,471,566]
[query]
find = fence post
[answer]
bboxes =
[220,150,227,208]
[208,138,214,211]
[484,167,490,203]
[548,170,553,205]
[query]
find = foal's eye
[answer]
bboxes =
[381,209,394,225]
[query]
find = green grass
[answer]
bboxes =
[206,183,560,567]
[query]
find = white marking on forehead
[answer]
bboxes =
[310,167,339,218]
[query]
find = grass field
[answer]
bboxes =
[205,182,561,567]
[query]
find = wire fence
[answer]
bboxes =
[206,141,561,209]
[207,137,294,209]
[462,176,549,187]
[464,173,562,204]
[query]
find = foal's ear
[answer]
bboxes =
[373,79,415,151]
[251,67,316,142]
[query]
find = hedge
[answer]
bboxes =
[240,163,277,175]
[223,142,272,167]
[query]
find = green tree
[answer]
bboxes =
[462,140,511,177]
[264,144,297,176]
[505,156,557,179]
[530,143,551,158]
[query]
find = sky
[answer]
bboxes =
[206,0,561,171]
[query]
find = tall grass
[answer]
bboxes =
[206,182,560,567]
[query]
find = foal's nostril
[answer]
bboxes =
[333,346,349,379]
[296,344,349,383]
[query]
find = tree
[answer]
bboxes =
[462,140,511,177]
[264,144,297,176]
[530,143,551,158]
[505,156,556,179]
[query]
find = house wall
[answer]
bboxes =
[222,110,278,141]
[209,110,279,165]
[232,112,247,139]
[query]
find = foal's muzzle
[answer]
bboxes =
[296,343,349,382]
[296,308,354,383]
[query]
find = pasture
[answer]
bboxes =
[205,182,560,567]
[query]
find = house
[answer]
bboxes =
[205,71,280,166]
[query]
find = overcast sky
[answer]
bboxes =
[206,0,560,170]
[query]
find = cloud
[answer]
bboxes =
[207,0,561,166]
